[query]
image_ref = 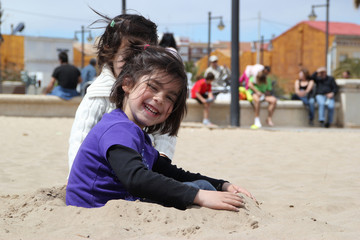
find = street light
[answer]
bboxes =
[122,0,126,14]
[207,11,225,65]
[74,25,93,69]
[251,36,273,65]
[308,0,329,70]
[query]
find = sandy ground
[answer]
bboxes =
[0,116,359,240]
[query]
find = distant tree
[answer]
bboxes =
[333,58,360,78]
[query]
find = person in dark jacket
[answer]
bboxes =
[312,67,338,128]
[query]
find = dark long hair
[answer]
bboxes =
[110,45,188,136]
[90,9,158,74]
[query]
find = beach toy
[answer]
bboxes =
[239,91,247,100]
[245,90,253,102]
[239,87,253,102]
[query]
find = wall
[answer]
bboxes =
[24,36,75,88]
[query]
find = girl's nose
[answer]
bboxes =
[154,92,165,103]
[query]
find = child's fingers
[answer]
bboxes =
[223,193,245,208]
[234,187,259,205]
[221,203,240,212]
[237,188,256,200]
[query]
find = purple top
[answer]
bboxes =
[66,109,158,208]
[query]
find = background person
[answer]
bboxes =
[239,64,270,90]
[191,73,215,126]
[312,67,338,128]
[204,55,231,87]
[292,68,315,125]
[342,70,351,79]
[80,58,97,96]
[44,51,82,100]
[248,72,277,128]
[159,32,177,50]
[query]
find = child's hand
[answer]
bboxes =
[193,190,245,212]
[222,182,258,205]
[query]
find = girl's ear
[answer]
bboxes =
[121,77,131,93]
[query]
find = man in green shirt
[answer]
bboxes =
[248,72,277,128]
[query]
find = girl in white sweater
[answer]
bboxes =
[68,12,176,174]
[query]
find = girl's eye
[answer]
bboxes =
[147,83,157,91]
[167,95,176,103]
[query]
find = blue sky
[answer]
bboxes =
[1,0,359,43]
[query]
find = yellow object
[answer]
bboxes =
[239,87,253,102]
[250,124,259,130]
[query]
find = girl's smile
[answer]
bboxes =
[144,103,159,116]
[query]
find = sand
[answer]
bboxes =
[0,116,359,240]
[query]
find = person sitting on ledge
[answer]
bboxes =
[248,71,276,128]
[311,67,338,128]
[44,51,82,100]
[191,73,215,126]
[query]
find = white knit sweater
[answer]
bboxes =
[68,66,177,174]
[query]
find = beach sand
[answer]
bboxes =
[0,116,359,239]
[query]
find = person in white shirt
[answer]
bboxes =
[204,55,231,87]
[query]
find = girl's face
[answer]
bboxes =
[299,71,305,80]
[122,72,181,129]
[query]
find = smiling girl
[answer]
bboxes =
[66,45,255,211]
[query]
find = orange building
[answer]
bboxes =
[73,42,97,69]
[0,35,25,80]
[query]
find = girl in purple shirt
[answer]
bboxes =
[66,44,256,211]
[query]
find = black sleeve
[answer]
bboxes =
[152,155,227,191]
[310,71,316,80]
[107,145,199,210]
[52,67,59,79]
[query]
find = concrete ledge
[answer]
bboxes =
[0,94,341,127]
[2,79,358,128]
[185,99,341,127]
[0,94,82,118]
[337,79,360,128]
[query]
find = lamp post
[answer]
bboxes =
[252,36,273,65]
[230,0,240,127]
[308,0,329,70]
[207,12,225,65]
[74,26,93,69]
[122,0,126,14]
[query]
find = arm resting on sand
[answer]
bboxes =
[107,145,199,210]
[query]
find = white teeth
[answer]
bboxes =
[145,104,158,115]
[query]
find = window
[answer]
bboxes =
[352,52,360,59]
[339,54,348,63]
